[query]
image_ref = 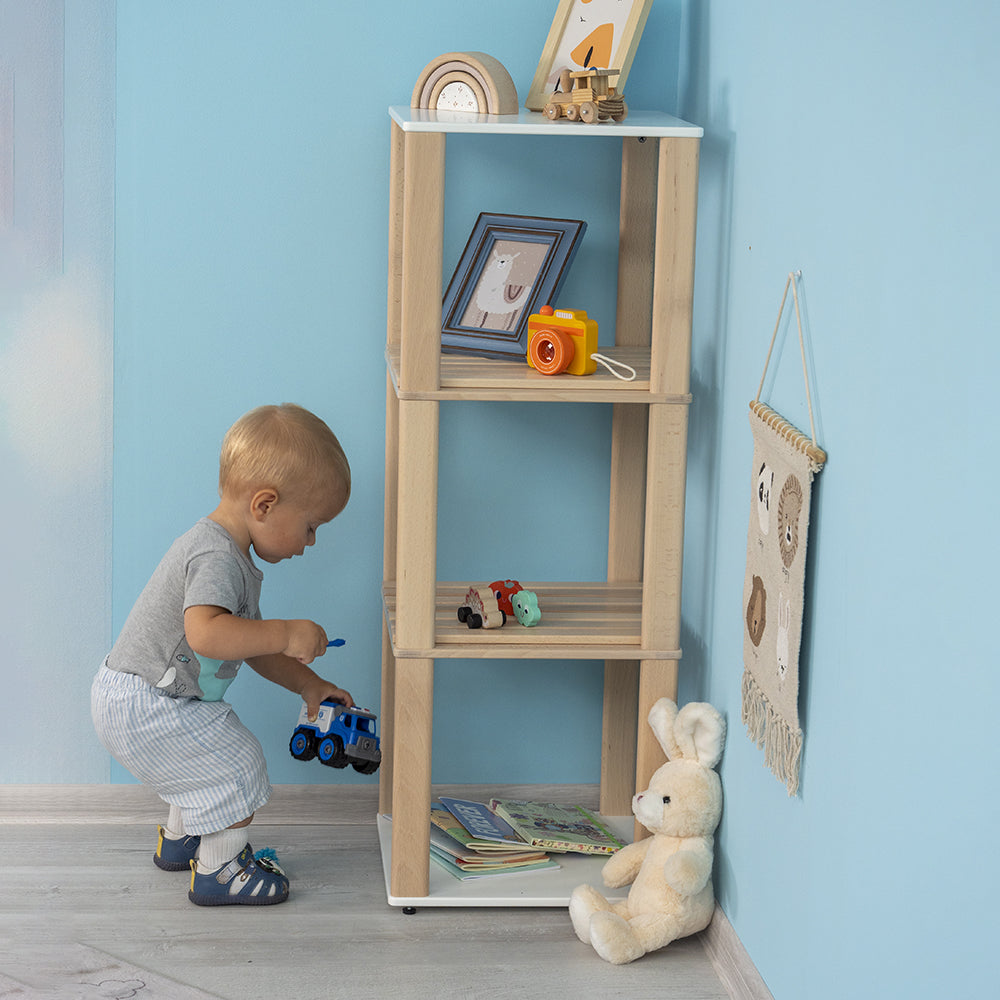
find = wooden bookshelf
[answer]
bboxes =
[380,107,702,905]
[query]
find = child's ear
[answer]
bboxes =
[250,488,279,521]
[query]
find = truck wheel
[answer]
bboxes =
[319,735,347,768]
[289,729,317,761]
[353,759,380,775]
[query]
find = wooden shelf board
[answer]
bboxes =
[386,346,692,403]
[383,582,681,660]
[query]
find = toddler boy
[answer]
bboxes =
[92,403,353,905]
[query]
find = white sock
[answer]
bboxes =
[197,828,249,873]
[163,804,186,839]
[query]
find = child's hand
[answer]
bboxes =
[282,619,329,665]
[300,676,355,722]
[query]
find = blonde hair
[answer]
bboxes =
[219,404,351,508]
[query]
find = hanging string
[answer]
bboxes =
[752,271,825,470]
[790,274,818,447]
[755,274,792,404]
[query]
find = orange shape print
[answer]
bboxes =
[571,22,614,69]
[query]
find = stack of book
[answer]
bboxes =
[420,796,625,882]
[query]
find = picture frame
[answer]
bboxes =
[525,0,654,112]
[442,213,587,359]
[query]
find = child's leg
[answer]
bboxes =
[196,819,251,873]
[153,802,201,872]
[189,813,289,907]
[92,666,280,899]
[165,803,186,837]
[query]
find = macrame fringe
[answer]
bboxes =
[742,668,802,796]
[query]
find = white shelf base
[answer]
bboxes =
[377,813,633,908]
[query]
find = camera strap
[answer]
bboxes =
[590,353,637,381]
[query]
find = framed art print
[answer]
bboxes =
[525,0,654,111]
[441,213,586,359]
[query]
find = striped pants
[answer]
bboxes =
[91,662,271,836]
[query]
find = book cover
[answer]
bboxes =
[430,804,531,853]
[429,851,560,881]
[429,823,550,868]
[383,813,557,879]
[438,797,527,848]
[488,799,625,855]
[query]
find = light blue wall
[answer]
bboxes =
[5,2,996,996]
[111,0,681,786]
[679,2,1000,998]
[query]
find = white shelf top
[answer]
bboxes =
[389,105,703,138]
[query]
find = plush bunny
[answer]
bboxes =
[569,698,725,964]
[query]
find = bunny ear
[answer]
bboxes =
[674,702,726,768]
[647,699,682,760]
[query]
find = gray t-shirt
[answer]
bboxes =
[107,517,263,700]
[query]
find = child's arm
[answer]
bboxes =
[184,605,354,721]
[184,604,327,666]
[245,652,354,722]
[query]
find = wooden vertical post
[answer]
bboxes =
[635,135,700,834]
[602,136,659,816]
[387,128,446,897]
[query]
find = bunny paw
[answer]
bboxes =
[589,911,645,965]
[569,883,610,943]
[664,849,710,896]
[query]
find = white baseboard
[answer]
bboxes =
[700,906,774,1000]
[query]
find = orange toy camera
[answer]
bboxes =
[526,305,598,376]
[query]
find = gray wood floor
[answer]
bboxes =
[0,786,732,1000]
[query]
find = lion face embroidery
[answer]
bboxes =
[746,574,767,646]
[777,475,804,568]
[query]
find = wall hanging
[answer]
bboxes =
[742,272,826,795]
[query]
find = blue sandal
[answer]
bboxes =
[188,845,289,906]
[153,825,202,871]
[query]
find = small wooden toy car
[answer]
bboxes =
[456,580,542,630]
[542,68,628,124]
[457,585,506,629]
[289,700,381,774]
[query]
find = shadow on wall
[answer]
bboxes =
[676,85,737,709]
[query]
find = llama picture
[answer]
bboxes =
[460,240,546,331]
[441,214,587,359]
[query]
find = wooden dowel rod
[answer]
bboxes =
[749,400,827,468]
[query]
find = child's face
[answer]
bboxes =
[251,488,345,564]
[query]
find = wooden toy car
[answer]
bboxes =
[458,581,543,630]
[458,585,506,629]
[542,68,628,124]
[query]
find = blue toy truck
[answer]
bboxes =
[289,700,381,775]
